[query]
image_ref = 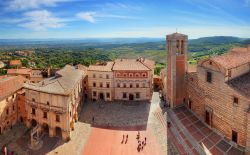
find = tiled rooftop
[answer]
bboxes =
[88,62,114,72]
[227,72,250,98]
[25,65,84,95]
[211,47,250,69]
[113,58,154,71]
[0,76,25,101]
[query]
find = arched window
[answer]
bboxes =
[123,73,127,77]
[181,40,184,54]
[116,73,120,77]
[129,73,133,77]
[135,73,140,77]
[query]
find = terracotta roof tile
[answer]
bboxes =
[7,68,31,75]
[88,62,114,72]
[227,72,250,98]
[113,58,154,71]
[9,60,22,66]
[0,76,25,101]
[211,47,250,69]
[25,65,85,95]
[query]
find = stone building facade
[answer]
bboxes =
[24,65,85,141]
[0,76,25,134]
[88,62,114,101]
[87,58,155,102]
[186,47,250,152]
[165,32,250,153]
[113,58,154,101]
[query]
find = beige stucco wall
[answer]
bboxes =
[25,80,83,141]
[87,70,114,101]
[0,93,18,134]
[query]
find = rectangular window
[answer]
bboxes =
[12,105,15,111]
[106,74,109,79]
[93,74,96,78]
[228,70,232,77]
[206,72,212,83]
[43,112,47,119]
[130,84,133,88]
[93,82,96,87]
[32,108,36,115]
[123,83,126,88]
[233,97,238,105]
[232,130,238,143]
[6,108,9,115]
[123,93,127,98]
[100,83,103,88]
[99,74,102,78]
[136,83,139,88]
[56,115,60,122]
[32,98,35,102]
[106,93,110,98]
[136,93,140,99]
[93,91,97,97]
[107,83,110,88]
[117,83,120,88]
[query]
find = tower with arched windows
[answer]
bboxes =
[166,33,188,108]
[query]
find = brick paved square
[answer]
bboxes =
[200,138,214,149]
[208,132,221,144]
[216,139,231,152]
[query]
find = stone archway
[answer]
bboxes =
[55,127,62,137]
[42,123,49,133]
[129,94,134,101]
[31,119,37,127]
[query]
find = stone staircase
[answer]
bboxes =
[167,108,207,155]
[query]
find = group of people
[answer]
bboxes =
[121,134,129,144]
[136,131,147,152]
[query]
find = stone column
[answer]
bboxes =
[49,127,56,137]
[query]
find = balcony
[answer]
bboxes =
[26,100,66,114]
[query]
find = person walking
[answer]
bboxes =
[121,134,124,144]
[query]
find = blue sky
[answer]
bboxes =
[0,0,249,39]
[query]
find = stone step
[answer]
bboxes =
[168,109,207,155]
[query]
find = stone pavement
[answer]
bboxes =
[80,92,170,155]
[167,106,245,155]
[0,92,173,155]
[0,123,29,155]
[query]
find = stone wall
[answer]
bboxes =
[186,66,250,148]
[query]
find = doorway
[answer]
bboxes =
[205,111,211,126]
[31,119,37,127]
[99,93,104,100]
[42,123,49,133]
[188,100,192,109]
[55,127,62,137]
[232,130,238,143]
[20,117,23,123]
[129,94,134,101]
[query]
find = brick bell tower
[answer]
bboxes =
[166,33,188,108]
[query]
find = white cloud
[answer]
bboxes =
[7,0,73,10]
[76,11,138,23]
[18,10,64,31]
[76,12,97,23]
